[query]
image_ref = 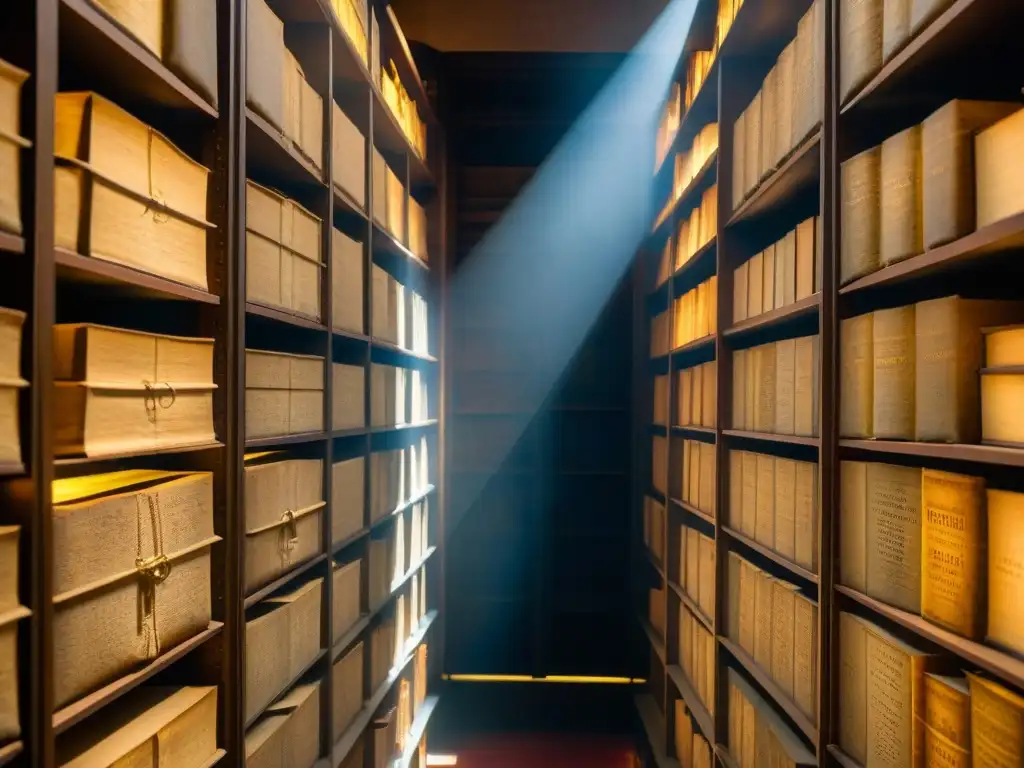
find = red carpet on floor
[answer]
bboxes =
[441,734,638,768]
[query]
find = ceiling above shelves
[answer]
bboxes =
[390,0,670,53]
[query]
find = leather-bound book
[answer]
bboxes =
[880,125,923,266]
[839,0,883,104]
[922,100,1019,249]
[841,146,881,285]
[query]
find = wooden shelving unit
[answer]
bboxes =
[635,0,1024,766]
[0,0,447,766]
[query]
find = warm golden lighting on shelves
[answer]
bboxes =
[382,60,428,159]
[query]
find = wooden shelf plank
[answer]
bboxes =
[56,248,220,303]
[332,614,372,661]
[838,438,1024,467]
[369,485,437,533]
[385,546,437,602]
[721,525,819,586]
[368,420,439,435]
[53,622,224,733]
[837,585,1024,689]
[666,664,713,740]
[0,741,22,768]
[672,238,717,285]
[372,221,430,274]
[54,440,224,469]
[245,432,328,450]
[671,425,717,442]
[722,430,820,448]
[827,745,863,768]
[668,580,714,634]
[0,232,25,255]
[332,611,438,768]
[667,150,719,225]
[243,553,328,610]
[332,327,371,345]
[0,460,26,478]
[646,548,667,582]
[638,614,667,665]
[332,182,368,220]
[718,635,818,747]
[715,744,740,768]
[200,749,228,768]
[244,648,328,730]
[371,338,438,364]
[722,294,821,340]
[839,211,1024,294]
[670,497,716,529]
[671,335,716,358]
[393,695,440,768]
[246,301,328,332]
[728,131,821,227]
[332,527,368,555]
[246,108,325,187]
[58,0,218,116]
[634,694,680,768]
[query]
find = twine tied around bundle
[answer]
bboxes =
[136,494,171,657]
[280,509,300,556]
[136,554,172,585]
[142,381,177,422]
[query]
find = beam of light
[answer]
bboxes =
[447,0,695,538]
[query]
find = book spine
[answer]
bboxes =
[922,470,987,639]
[882,0,912,62]
[975,106,1024,229]
[968,674,1024,766]
[841,146,882,285]
[755,453,776,548]
[839,0,883,103]
[775,338,796,435]
[741,451,757,537]
[987,489,1024,657]
[774,458,797,562]
[771,582,796,698]
[921,100,1018,249]
[865,630,916,767]
[729,451,744,530]
[753,567,774,670]
[841,313,874,438]
[839,461,868,591]
[754,343,777,433]
[794,461,818,573]
[793,594,818,721]
[872,305,916,440]
[924,675,971,750]
[838,612,869,763]
[865,463,923,613]
[880,125,923,266]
